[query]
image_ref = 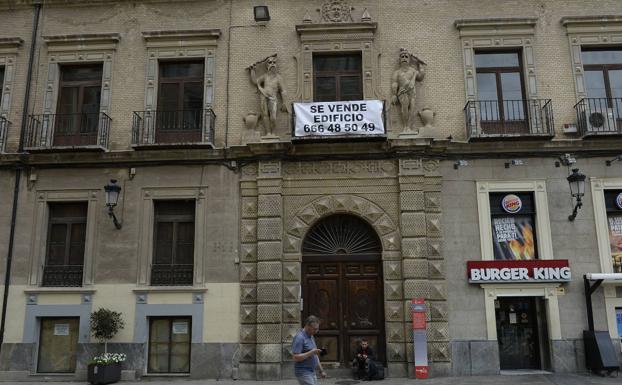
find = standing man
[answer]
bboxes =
[391,48,426,132]
[249,55,290,136]
[292,315,327,385]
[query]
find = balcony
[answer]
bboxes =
[150,264,193,286]
[42,264,83,287]
[464,99,554,141]
[574,98,622,137]
[132,109,215,147]
[0,116,9,153]
[24,112,111,151]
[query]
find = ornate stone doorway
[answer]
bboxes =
[301,214,385,366]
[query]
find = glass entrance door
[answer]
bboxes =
[37,317,80,373]
[148,317,191,373]
[495,297,546,370]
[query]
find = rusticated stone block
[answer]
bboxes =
[282,324,299,343]
[375,215,397,235]
[426,214,442,237]
[385,301,404,322]
[403,259,428,279]
[257,218,282,241]
[258,241,282,261]
[401,213,426,237]
[429,260,444,279]
[257,261,282,281]
[287,217,308,238]
[282,304,301,323]
[240,305,257,324]
[241,220,257,243]
[386,342,406,362]
[283,283,300,303]
[282,262,300,281]
[282,343,294,362]
[427,321,449,342]
[430,342,451,362]
[429,282,447,300]
[240,244,257,262]
[383,260,402,280]
[384,281,403,301]
[240,284,257,303]
[386,322,405,342]
[258,194,282,217]
[429,301,448,321]
[257,304,282,323]
[402,237,426,259]
[403,279,429,299]
[400,191,425,212]
[428,240,442,259]
[257,282,282,303]
[256,324,281,343]
[240,263,257,282]
[283,236,301,254]
[240,324,256,343]
[239,344,256,362]
[241,197,258,218]
[425,192,441,212]
[382,233,400,251]
[256,344,281,363]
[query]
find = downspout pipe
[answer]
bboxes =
[0,0,41,352]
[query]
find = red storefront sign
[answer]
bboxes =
[410,298,428,379]
[467,259,571,283]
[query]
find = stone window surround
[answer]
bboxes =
[41,33,119,138]
[137,186,208,287]
[141,30,220,122]
[476,180,554,261]
[28,189,99,287]
[0,38,23,124]
[561,16,622,101]
[590,177,622,339]
[294,22,382,102]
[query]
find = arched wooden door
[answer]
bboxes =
[302,214,385,366]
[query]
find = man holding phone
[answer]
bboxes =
[292,315,327,385]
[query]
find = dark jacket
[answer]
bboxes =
[355,345,376,361]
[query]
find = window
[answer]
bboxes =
[148,317,191,373]
[582,48,622,113]
[489,192,537,260]
[313,53,362,102]
[604,190,622,273]
[54,64,103,146]
[156,61,204,143]
[43,202,87,287]
[151,200,195,286]
[475,51,527,133]
[0,66,5,102]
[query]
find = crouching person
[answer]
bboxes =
[352,338,377,380]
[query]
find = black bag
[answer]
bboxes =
[370,362,384,380]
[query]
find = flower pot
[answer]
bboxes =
[87,362,121,385]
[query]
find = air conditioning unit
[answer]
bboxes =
[585,108,616,132]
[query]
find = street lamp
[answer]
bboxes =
[254,6,270,23]
[104,179,122,229]
[567,168,586,221]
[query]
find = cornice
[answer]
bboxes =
[142,29,221,48]
[43,32,120,51]
[296,22,377,41]
[455,17,538,37]
[561,15,622,34]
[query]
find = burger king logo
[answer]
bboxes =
[502,194,522,213]
[616,192,622,210]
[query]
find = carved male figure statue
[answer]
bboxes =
[391,48,426,131]
[249,55,290,136]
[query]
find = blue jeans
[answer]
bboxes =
[296,372,317,385]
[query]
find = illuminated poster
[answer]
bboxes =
[607,213,622,272]
[491,215,536,260]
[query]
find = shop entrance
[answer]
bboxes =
[495,297,549,370]
[301,214,385,366]
[37,317,80,373]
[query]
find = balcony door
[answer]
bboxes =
[475,51,528,135]
[156,61,204,144]
[582,49,622,132]
[54,64,102,146]
[313,54,363,102]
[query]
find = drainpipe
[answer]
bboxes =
[0,0,42,352]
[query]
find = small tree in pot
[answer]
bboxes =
[88,308,125,385]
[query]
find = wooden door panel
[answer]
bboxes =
[305,278,340,332]
[345,278,381,330]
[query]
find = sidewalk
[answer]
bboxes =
[5,373,621,385]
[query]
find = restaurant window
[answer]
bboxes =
[313,53,362,102]
[489,192,537,260]
[582,48,622,112]
[148,317,191,373]
[55,64,103,146]
[151,200,195,286]
[475,51,527,132]
[156,60,204,143]
[604,189,622,273]
[43,202,87,287]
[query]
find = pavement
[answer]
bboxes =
[4,373,622,385]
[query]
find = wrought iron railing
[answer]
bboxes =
[0,116,9,153]
[150,264,193,286]
[132,109,215,146]
[24,112,111,150]
[42,264,83,287]
[574,97,622,136]
[464,99,554,140]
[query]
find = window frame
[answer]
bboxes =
[581,47,622,103]
[147,316,192,374]
[476,180,554,261]
[45,202,88,267]
[312,52,363,102]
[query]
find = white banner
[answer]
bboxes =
[293,100,385,138]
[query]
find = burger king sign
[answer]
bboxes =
[501,194,522,214]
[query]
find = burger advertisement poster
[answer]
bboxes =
[491,194,536,260]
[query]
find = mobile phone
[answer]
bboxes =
[320,348,328,356]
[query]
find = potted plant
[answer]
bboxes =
[87,308,125,385]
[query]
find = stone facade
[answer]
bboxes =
[0,0,621,381]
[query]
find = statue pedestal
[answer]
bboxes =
[260,134,281,142]
[398,130,420,139]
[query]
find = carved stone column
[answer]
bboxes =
[255,161,284,380]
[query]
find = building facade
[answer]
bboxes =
[0,0,621,381]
